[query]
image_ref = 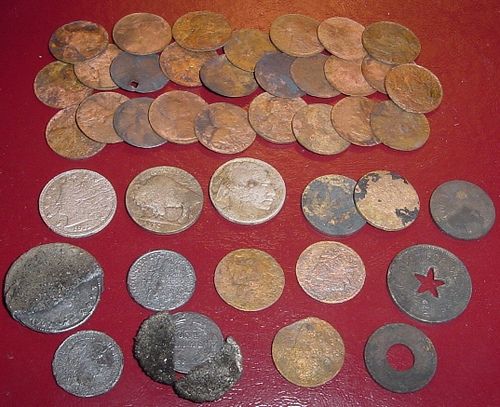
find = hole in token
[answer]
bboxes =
[415,267,445,297]
[387,344,414,371]
[130,81,139,88]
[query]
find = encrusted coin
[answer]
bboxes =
[317,17,366,60]
[224,29,277,72]
[74,44,121,90]
[4,243,103,333]
[290,54,340,98]
[324,55,375,96]
[361,55,393,94]
[272,317,345,387]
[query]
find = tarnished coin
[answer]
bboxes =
[354,170,420,231]
[302,175,366,236]
[195,103,256,154]
[430,180,496,240]
[126,166,203,234]
[4,243,103,333]
[39,169,117,238]
[74,44,121,90]
[127,250,196,311]
[317,17,366,60]
[209,157,286,225]
[290,54,340,98]
[361,55,393,94]
[272,317,345,387]
[113,13,171,55]
[248,92,306,144]
[324,55,376,96]
[53,331,123,397]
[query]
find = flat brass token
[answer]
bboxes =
[290,54,340,98]
[361,55,393,94]
[317,17,366,61]
[255,52,305,98]
[324,55,375,96]
[224,29,277,72]
[74,44,121,90]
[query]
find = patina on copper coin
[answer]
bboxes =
[290,54,340,98]
[325,55,375,96]
[272,317,345,387]
[317,17,366,60]
[354,170,420,231]
[74,44,121,90]
[224,29,277,72]
[361,55,393,94]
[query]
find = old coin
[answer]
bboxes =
[126,166,203,234]
[302,175,366,236]
[317,17,366,60]
[53,331,123,397]
[430,180,496,240]
[224,29,277,72]
[290,54,340,98]
[254,52,304,98]
[4,243,103,333]
[39,169,117,238]
[127,250,196,311]
[113,13,171,55]
[248,92,306,144]
[209,157,286,225]
[272,317,344,387]
[195,103,256,154]
[324,55,375,96]
[361,55,393,94]
[354,170,420,231]
[74,44,121,90]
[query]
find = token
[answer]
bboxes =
[324,55,375,96]
[361,55,393,94]
[317,17,366,60]
[289,54,340,98]
[73,44,121,90]
[224,29,277,72]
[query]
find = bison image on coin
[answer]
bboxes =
[74,44,121,90]
[224,29,277,72]
[324,55,375,96]
[290,54,340,98]
[317,17,366,61]
[254,52,304,98]
[361,55,393,94]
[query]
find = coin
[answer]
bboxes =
[126,166,203,234]
[317,17,366,60]
[127,250,196,311]
[4,243,103,333]
[113,13,171,55]
[39,169,117,238]
[195,103,256,154]
[292,104,350,155]
[209,157,286,225]
[224,29,277,72]
[289,54,340,98]
[361,55,393,94]
[354,170,420,231]
[248,92,306,144]
[302,174,366,236]
[324,55,375,96]
[430,180,496,240]
[52,331,123,397]
[272,317,344,387]
[74,44,121,90]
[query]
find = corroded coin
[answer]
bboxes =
[126,166,203,234]
[224,29,277,72]
[430,180,496,240]
[74,44,121,90]
[317,17,366,60]
[4,243,103,333]
[195,103,256,154]
[272,317,344,387]
[361,55,393,94]
[290,54,340,98]
[324,55,375,96]
[209,157,286,225]
[354,170,420,231]
[214,248,285,311]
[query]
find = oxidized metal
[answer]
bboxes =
[324,55,376,96]
[255,52,305,98]
[73,44,121,90]
[224,29,277,72]
[290,54,340,98]
[317,17,366,60]
[361,55,393,94]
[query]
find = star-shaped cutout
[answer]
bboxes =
[415,267,445,297]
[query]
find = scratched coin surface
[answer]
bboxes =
[73,44,121,90]
[325,55,375,96]
[272,317,345,387]
[126,166,203,234]
[354,170,420,231]
[317,17,366,60]
[4,243,103,333]
[214,248,285,311]
[52,330,123,397]
[255,52,305,98]
[224,29,277,72]
[361,55,393,94]
[209,157,286,225]
[290,54,340,98]
[430,180,496,240]
[127,250,196,311]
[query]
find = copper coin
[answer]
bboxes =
[361,55,393,94]
[362,21,421,65]
[324,55,375,96]
[354,170,420,231]
[46,105,104,160]
[34,61,93,108]
[272,317,345,387]
[172,11,232,51]
[317,17,366,61]
[149,90,207,144]
[292,104,350,155]
[49,20,108,63]
[113,13,171,55]
[330,96,379,146]
[195,103,256,154]
[248,92,306,144]
[385,64,443,113]
[74,44,121,90]
[269,14,323,57]
[290,54,340,98]
[214,248,285,311]
[370,100,430,151]
[76,92,129,144]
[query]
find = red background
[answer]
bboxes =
[1,1,499,406]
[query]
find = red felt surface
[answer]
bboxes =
[1,1,499,406]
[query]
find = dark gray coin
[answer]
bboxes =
[430,180,496,240]
[52,330,123,397]
[255,52,305,98]
[365,323,437,393]
[388,244,472,323]
[175,337,243,402]
[4,243,103,333]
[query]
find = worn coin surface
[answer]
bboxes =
[270,14,323,57]
[224,29,277,72]
[52,330,123,397]
[361,55,393,94]
[272,317,345,387]
[126,166,203,234]
[209,157,286,225]
[430,180,496,240]
[290,54,340,98]
[324,55,375,96]
[317,17,366,60]
[4,243,103,333]
[74,44,121,90]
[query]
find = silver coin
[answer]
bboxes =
[39,169,117,238]
[4,243,103,333]
[127,250,196,311]
[52,330,123,397]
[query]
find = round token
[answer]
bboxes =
[324,55,376,96]
[255,52,305,98]
[290,54,340,98]
[354,170,420,231]
[430,180,496,240]
[272,317,345,387]
[361,55,393,94]
[317,17,366,60]
[74,44,121,90]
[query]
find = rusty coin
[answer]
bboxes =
[317,17,366,61]
[324,55,375,96]
[290,54,340,98]
[361,55,393,94]
[74,44,121,90]
[255,52,305,98]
